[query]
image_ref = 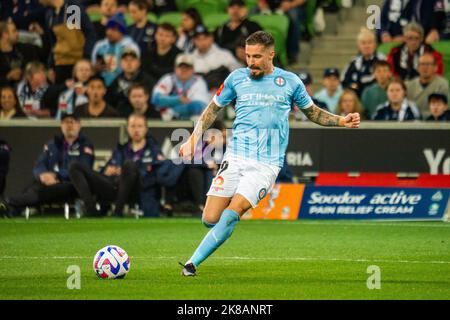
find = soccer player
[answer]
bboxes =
[178,31,360,276]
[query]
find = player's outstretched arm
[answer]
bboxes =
[179,100,221,159]
[301,104,360,128]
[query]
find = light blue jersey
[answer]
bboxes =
[213,67,313,167]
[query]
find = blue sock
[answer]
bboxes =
[202,218,216,229]
[189,209,240,267]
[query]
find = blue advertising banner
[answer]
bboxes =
[299,186,450,220]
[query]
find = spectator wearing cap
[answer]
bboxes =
[74,76,119,118]
[176,7,203,53]
[342,28,386,97]
[127,0,157,54]
[373,79,421,121]
[120,83,160,119]
[405,53,449,118]
[142,23,182,80]
[106,48,157,110]
[92,0,119,40]
[427,93,450,121]
[214,0,262,55]
[0,112,95,217]
[293,72,328,121]
[151,54,210,120]
[91,12,141,86]
[16,61,53,119]
[192,25,243,91]
[39,0,97,85]
[387,22,444,81]
[314,68,343,114]
[0,86,26,120]
[361,60,392,119]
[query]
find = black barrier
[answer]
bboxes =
[1,121,449,196]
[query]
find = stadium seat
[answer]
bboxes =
[147,12,158,24]
[175,0,186,11]
[158,12,182,28]
[431,41,450,82]
[88,12,102,22]
[182,0,226,17]
[248,14,289,65]
[377,42,401,56]
[203,13,229,32]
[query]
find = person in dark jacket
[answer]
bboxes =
[127,0,157,54]
[426,93,450,121]
[0,113,95,217]
[0,140,11,199]
[69,113,165,217]
[372,79,421,121]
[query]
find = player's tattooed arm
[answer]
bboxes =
[301,104,360,128]
[301,104,342,126]
[191,100,221,141]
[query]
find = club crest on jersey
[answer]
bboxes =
[274,76,286,87]
[258,188,267,200]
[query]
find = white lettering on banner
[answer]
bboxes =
[374,206,414,214]
[309,206,336,214]
[336,206,374,214]
[369,191,422,205]
[423,149,450,174]
[308,192,366,204]
[286,152,313,166]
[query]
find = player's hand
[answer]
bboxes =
[179,137,196,160]
[341,113,360,128]
[40,172,59,186]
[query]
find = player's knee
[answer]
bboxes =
[201,213,218,228]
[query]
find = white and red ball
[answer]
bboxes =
[93,245,130,279]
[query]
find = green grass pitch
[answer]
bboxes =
[0,218,449,300]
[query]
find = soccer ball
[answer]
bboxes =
[93,245,130,279]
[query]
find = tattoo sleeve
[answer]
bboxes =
[192,100,221,140]
[300,104,343,127]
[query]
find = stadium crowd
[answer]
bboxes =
[1,0,450,217]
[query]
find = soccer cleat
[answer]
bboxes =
[179,262,197,276]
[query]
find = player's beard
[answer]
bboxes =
[249,67,264,80]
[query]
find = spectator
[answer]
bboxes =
[54,59,94,120]
[151,54,210,120]
[214,0,262,55]
[342,28,386,97]
[379,0,436,43]
[0,140,11,201]
[405,53,449,118]
[69,113,165,217]
[387,22,444,81]
[0,86,26,120]
[426,93,450,121]
[74,75,119,118]
[373,79,421,121]
[127,0,157,53]
[118,83,160,118]
[0,21,43,87]
[106,48,156,109]
[314,68,343,113]
[142,23,182,80]
[92,0,119,40]
[0,0,45,31]
[361,60,392,119]
[428,0,450,42]
[16,61,53,118]
[91,12,141,86]
[192,25,242,90]
[40,0,97,85]
[0,113,95,217]
[294,72,328,121]
[176,7,203,53]
[335,89,365,119]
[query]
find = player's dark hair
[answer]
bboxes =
[246,31,275,48]
[157,23,178,37]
